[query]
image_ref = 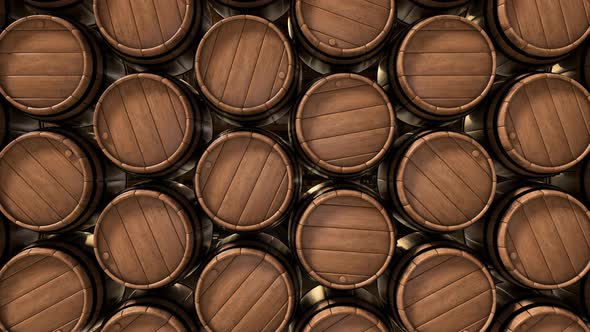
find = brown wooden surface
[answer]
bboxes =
[94,73,195,174]
[294,0,395,57]
[195,15,294,115]
[396,15,495,115]
[395,247,496,332]
[0,15,94,116]
[395,131,496,231]
[295,73,395,174]
[195,247,296,332]
[496,189,590,289]
[102,305,188,332]
[94,0,194,58]
[303,306,388,332]
[295,189,395,289]
[0,247,94,332]
[502,304,588,332]
[0,131,95,232]
[195,131,294,232]
[496,73,590,174]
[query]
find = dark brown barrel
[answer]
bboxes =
[94,73,210,177]
[291,286,391,332]
[291,183,395,290]
[210,0,289,22]
[380,233,496,332]
[379,130,496,232]
[482,185,590,289]
[0,130,104,232]
[485,0,590,65]
[289,0,396,73]
[292,73,395,177]
[24,0,80,8]
[194,233,300,332]
[0,15,103,121]
[397,0,470,25]
[195,130,297,232]
[0,236,124,332]
[94,182,210,289]
[195,15,297,125]
[486,73,590,177]
[94,0,204,67]
[381,15,496,125]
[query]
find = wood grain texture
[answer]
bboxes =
[294,0,395,57]
[395,247,496,332]
[195,131,294,232]
[496,73,590,174]
[295,73,395,175]
[0,15,93,115]
[0,247,94,332]
[195,15,294,115]
[94,73,194,175]
[504,305,588,332]
[94,0,193,58]
[102,305,187,332]
[496,189,590,289]
[397,15,495,115]
[295,189,395,289]
[195,248,295,332]
[0,131,95,232]
[94,189,194,289]
[395,131,496,232]
[497,0,590,58]
[303,306,388,332]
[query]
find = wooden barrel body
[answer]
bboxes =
[290,182,395,290]
[94,73,211,178]
[0,130,104,233]
[378,233,496,332]
[378,130,496,233]
[210,0,289,21]
[0,15,103,121]
[194,233,300,332]
[289,0,396,73]
[291,73,395,178]
[195,15,297,125]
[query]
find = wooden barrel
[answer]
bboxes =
[485,0,590,65]
[289,0,396,73]
[94,73,210,177]
[0,236,124,332]
[291,286,391,332]
[379,233,496,332]
[195,129,297,232]
[0,218,39,263]
[94,0,204,69]
[194,233,300,332]
[480,185,590,289]
[378,130,496,232]
[0,130,104,233]
[397,0,470,25]
[24,0,80,8]
[292,73,395,177]
[485,73,590,177]
[210,0,289,21]
[291,183,395,290]
[380,15,496,125]
[0,15,103,121]
[195,15,297,125]
[94,182,211,290]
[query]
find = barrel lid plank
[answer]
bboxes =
[102,305,188,332]
[304,306,388,332]
[503,304,589,332]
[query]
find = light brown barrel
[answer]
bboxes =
[210,0,289,21]
[94,73,209,177]
[379,130,496,232]
[289,0,396,73]
[292,184,395,290]
[195,15,297,125]
[292,73,395,177]
[486,73,590,177]
[195,130,296,232]
[0,15,103,121]
[485,0,590,65]
[381,15,496,125]
[0,130,104,232]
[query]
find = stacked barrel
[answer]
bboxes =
[0,0,589,331]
